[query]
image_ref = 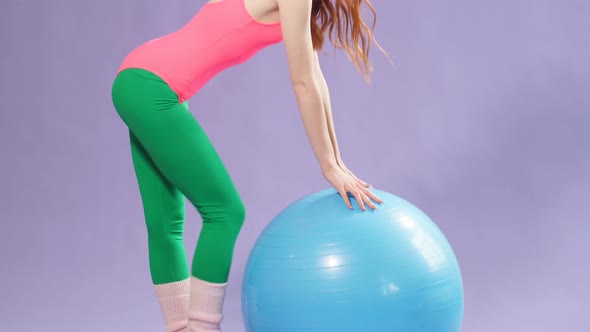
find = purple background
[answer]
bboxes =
[1,0,589,331]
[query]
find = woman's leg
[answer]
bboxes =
[112,68,245,332]
[130,129,191,332]
[130,129,189,283]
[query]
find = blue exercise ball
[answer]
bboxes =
[241,188,464,332]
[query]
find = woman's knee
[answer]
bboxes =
[220,197,246,233]
[201,196,246,232]
[228,198,246,230]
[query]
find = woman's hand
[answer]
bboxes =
[322,164,383,210]
[338,160,372,188]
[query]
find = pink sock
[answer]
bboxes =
[154,278,191,332]
[187,276,228,332]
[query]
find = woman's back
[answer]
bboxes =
[118,0,282,103]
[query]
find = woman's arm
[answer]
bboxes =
[313,51,343,167]
[277,0,337,173]
[313,52,373,188]
[277,0,380,210]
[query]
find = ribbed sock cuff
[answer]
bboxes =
[154,278,191,332]
[187,277,228,332]
[155,278,192,298]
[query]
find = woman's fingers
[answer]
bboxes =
[339,185,381,211]
[327,167,379,211]
[362,191,377,210]
[355,184,378,210]
[337,187,353,210]
[350,186,367,211]
[361,185,383,204]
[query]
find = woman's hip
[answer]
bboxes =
[111,68,181,119]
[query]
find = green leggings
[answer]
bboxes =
[111,68,245,284]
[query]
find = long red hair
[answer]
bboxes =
[310,0,388,81]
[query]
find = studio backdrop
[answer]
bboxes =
[1,0,589,331]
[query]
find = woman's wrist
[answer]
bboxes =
[320,158,339,175]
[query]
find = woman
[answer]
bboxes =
[111,0,386,331]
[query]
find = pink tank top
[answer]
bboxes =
[118,0,283,103]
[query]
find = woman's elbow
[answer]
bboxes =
[290,73,319,90]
